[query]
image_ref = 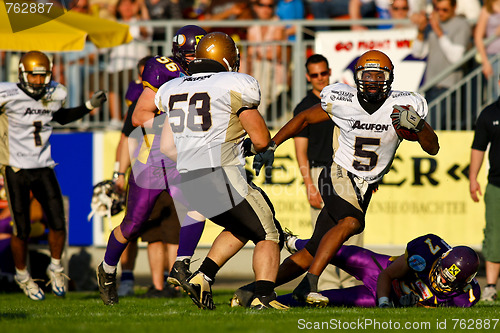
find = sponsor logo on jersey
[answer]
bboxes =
[348,119,391,132]
[390,92,411,98]
[328,90,354,102]
[0,88,19,98]
[24,108,51,115]
[408,255,426,271]
[183,74,213,82]
[414,279,433,299]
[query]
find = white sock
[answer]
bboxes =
[50,258,62,271]
[176,256,191,262]
[103,261,117,274]
[15,268,29,281]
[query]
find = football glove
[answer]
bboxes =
[86,90,107,109]
[242,138,257,157]
[253,141,277,176]
[391,105,425,132]
[399,291,419,307]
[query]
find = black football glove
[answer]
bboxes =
[253,141,277,176]
[398,291,419,307]
[242,138,257,157]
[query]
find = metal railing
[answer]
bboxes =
[1,18,490,131]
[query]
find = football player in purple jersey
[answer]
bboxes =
[236,234,481,308]
[97,25,207,306]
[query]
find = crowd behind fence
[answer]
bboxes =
[1,18,497,131]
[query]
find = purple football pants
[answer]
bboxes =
[119,163,186,240]
[277,245,392,307]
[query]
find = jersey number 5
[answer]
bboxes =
[168,93,212,132]
[353,137,380,171]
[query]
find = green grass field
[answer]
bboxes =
[1,290,500,333]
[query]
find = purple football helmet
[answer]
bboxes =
[429,246,479,294]
[172,25,207,70]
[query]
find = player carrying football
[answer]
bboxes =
[250,50,440,307]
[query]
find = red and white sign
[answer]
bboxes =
[315,28,426,92]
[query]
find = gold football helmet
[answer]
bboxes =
[194,32,240,72]
[354,50,394,102]
[18,51,52,95]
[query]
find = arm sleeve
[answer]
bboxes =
[52,105,91,125]
[438,35,466,64]
[411,39,429,59]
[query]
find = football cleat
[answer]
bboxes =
[167,258,192,287]
[481,286,497,302]
[46,265,68,297]
[304,292,329,308]
[292,273,324,306]
[250,293,289,310]
[15,275,45,301]
[230,282,255,308]
[182,271,215,310]
[283,228,298,254]
[117,279,135,297]
[96,262,118,305]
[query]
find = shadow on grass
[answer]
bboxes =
[0,312,28,320]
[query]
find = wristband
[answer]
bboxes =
[85,99,94,110]
[113,171,125,180]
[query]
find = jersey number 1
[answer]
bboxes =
[33,121,42,146]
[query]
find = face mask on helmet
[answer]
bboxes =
[172,25,207,70]
[429,246,479,295]
[18,51,52,96]
[88,180,125,221]
[354,50,393,103]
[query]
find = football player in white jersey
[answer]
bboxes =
[249,50,440,307]
[0,51,106,300]
[156,32,287,310]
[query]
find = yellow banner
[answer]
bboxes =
[99,130,486,249]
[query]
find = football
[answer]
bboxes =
[391,105,419,141]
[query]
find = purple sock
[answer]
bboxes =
[177,216,205,257]
[295,238,308,251]
[104,231,128,266]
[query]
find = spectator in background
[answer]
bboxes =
[106,0,151,129]
[474,0,500,84]
[143,0,182,54]
[408,0,480,22]
[349,0,386,30]
[275,0,305,41]
[411,0,471,129]
[247,0,288,118]
[469,77,500,302]
[197,0,253,42]
[388,0,412,29]
[64,0,98,107]
[307,0,350,23]
[292,54,363,292]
